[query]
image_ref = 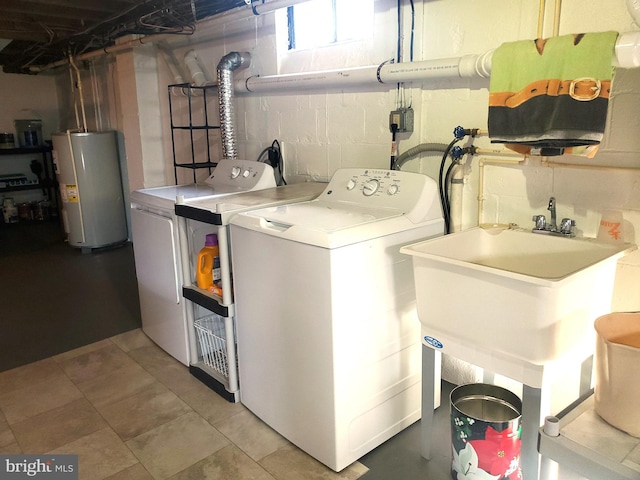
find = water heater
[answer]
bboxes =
[52,131,127,251]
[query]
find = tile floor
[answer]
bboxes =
[0,328,372,480]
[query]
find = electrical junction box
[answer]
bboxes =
[389,107,414,133]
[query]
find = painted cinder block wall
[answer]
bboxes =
[132,0,640,244]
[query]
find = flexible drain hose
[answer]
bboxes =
[395,143,449,169]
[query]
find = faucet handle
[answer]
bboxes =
[560,218,576,235]
[532,214,546,230]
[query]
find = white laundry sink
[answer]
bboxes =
[401,227,636,365]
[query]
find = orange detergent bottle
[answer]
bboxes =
[196,233,222,296]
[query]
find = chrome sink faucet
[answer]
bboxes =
[548,196,557,231]
[532,196,576,237]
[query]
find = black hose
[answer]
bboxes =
[443,160,458,233]
[390,123,398,170]
[438,139,458,235]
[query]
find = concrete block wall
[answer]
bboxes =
[132,0,640,292]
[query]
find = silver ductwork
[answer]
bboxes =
[217,51,250,160]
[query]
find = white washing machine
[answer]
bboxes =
[228,168,444,471]
[130,160,276,366]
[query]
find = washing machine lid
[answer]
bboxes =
[255,201,403,232]
[131,159,277,211]
[130,184,231,211]
[175,182,326,225]
[232,200,443,249]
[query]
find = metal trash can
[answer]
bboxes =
[450,383,522,480]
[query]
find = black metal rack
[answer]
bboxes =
[0,145,58,211]
[168,83,220,184]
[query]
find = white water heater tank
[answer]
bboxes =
[52,131,127,250]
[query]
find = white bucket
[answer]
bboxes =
[594,312,640,437]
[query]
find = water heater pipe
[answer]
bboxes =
[68,56,88,133]
[217,51,250,159]
[68,67,81,131]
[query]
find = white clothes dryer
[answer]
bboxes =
[228,168,444,471]
[130,160,276,366]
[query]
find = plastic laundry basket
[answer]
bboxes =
[594,312,640,438]
[450,383,522,480]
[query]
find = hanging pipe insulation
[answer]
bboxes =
[217,51,251,160]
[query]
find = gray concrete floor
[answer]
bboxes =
[0,219,141,372]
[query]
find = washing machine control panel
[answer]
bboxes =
[362,179,380,196]
[204,159,277,191]
[319,168,440,220]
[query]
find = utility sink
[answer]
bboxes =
[401,227,636,366]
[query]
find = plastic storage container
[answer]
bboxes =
[450,383,522,480]
[594,312,640,437]
[14,119,43,147]
[196,233,221,295]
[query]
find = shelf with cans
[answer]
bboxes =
[1,144,59,224]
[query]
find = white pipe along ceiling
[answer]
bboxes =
[235,31,640,93]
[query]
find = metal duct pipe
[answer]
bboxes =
[217,51,250,160]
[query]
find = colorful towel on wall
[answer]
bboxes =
[488,31,618,156]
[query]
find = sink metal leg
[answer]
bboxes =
[580,355,594,396]
[522,384,547,480]
[421,344,436,460]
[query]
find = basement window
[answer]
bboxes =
[287,0,374,51]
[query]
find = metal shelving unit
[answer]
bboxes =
[0,145,58,214]
[538,392,640,480]
[168,83,220,184]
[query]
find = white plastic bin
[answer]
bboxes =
[594,312,640,437]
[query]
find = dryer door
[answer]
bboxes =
[131,207,189,365]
